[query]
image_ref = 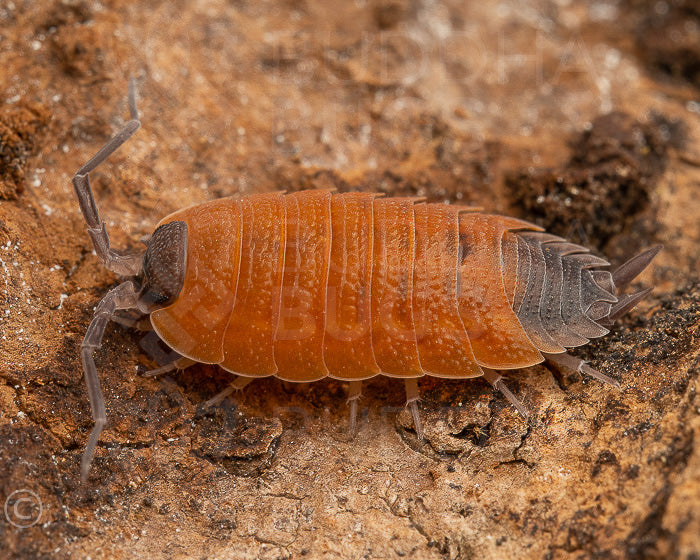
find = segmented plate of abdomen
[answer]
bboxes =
[149,190,620,381]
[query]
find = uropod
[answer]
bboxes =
[73,82,661,482]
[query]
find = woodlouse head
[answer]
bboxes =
[136,220,188,314]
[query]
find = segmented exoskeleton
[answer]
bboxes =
[73,82,660,482]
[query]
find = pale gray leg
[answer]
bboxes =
[544,352,621,388]
[111,310,152,331]
[404,378,424,440]
[482,369,529,419]
[346,380,362,436]
[72,79,143,277]
[203,376,255,408]
[144,356,197,378]
[80,281,139,483]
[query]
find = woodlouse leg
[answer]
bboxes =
[404,378,424,440]
[203,376,255,408]
[80,280,139,483]
[111,309,152,331]
[481,369,529,419]
[143,357,197,378]
[72,79,143,277]
[544,352,621,388]
[346,380,362,436]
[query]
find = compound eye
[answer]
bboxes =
[137,221,187,313]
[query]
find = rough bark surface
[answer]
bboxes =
[0,1,698,559]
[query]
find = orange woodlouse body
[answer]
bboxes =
[73,83,660,482]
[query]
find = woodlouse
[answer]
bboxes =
[74,82,661,482]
